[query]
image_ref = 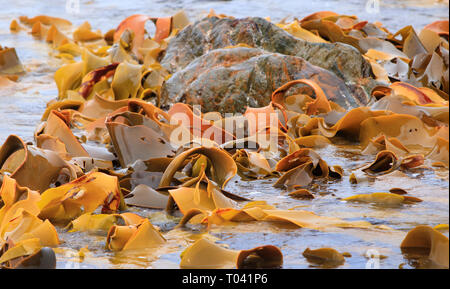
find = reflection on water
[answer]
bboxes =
[0,0,448,269]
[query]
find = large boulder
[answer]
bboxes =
[161,16,373,85]
[161,47,361,114]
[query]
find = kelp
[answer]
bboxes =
[36,110,89,158]
[361,135,410,156]
[113,12,189,59]
[344,192,422,205]
[179,238,282,269]
[288,188,314,200]
[0,176,60,267]
[261,209,372,230]
[274,148,329,188]
[106,218,165,251]
[426,137,449,167]
[359,114,436,148]
[0,46,24,74]
[5,10,449,269]
[271,79,333,115]
[73,22,103,42]
[66,212,143,232]
[316,107,389,140]
[302,247,345,267]
[401,225,449,268]
[38,172,123,222]
[159,146,237,189]
[169,103,234,145]
[179,202,373,231]
[124,184,169,209]
[0,135,77,192]
[0,243,56,269]
[106,111,177,167]
[232,149,274,179]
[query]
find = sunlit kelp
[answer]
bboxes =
[38,172,123,222]
[179,238,282,269]
[0,135,77,192]
[2,8,449,269]
[401,225,449,268]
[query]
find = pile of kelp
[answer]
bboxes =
[0,10,448,269]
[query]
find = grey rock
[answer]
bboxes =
[161,47,360,114]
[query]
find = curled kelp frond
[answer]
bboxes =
[401,225,449,268]
[361,150,400,176]
[271,79,333,115]
[233,149,274,179]
[166,174,239,215]
[317,107,389,140]
[0,135,77,192]
[274,148,329,188]
[106,218,165,251]
[168,102,235,145]
[36,110,89,158]
[179,238,282,269]
[159,146,237,189]
[78,63,119,99]
[361,135,410,156]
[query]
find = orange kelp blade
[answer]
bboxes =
[179,238,283,269]
[401,225,449,268]
[106,219,165,251]
[244,102,287,136]
[298,11,340,24]
[317,107,389,139]
[78,93,129,119]
[2,210,60,247]
[303,247,345,268]
[38,171,123,222]
[424,20,449,37]
[37,110,89,157]
[0,134,77,192]
[65,212,144,232]
[113,15,172,57]
[272,79,332,115]
[343,192,417,206]
[361,135,410,156]
[169,103,235,145]
[114,14,151,53]
[0,239,56,269]
[390,82,444,105]
[359,114,436,148]
[261,209,372,230]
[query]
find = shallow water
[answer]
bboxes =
[0,0,449,269]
